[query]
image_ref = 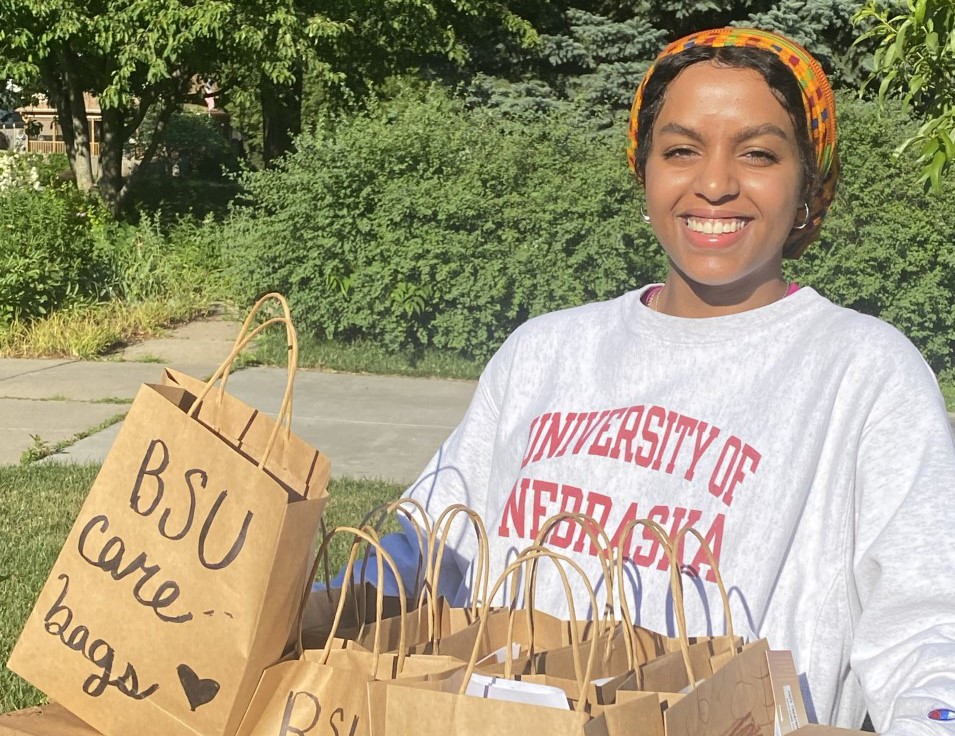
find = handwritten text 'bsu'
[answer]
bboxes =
[279,692,359,736]
[75,438,254,623]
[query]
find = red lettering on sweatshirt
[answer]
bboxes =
[575,492,612,554]
[531,413,579,465]
[610,405,645,461]
[530,479,559,538]
[496,478,726,584]
[497,477,530,538]
[546,486,584,549]
[519,405,758,500]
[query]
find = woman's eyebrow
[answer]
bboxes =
[657,122,703,141]
[657,121,791,144]
[732,123,791,143]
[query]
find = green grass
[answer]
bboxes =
[0,464,402,712]
[0,299,216,360]
[18,413,128,465]
[244,329,486,380]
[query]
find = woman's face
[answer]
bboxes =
[644,62,804,314]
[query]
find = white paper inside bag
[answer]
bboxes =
[476,642,523,666]
[464,673,571,710]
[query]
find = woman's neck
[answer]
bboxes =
[652,276,792,318]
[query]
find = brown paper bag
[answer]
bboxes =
[655,525,774,736]
[236,526,462,736]
[411,513,609,663]
[610,521,775,735]
[367,547,647,736]
[301,498,434,650]
[662,639,775,736]
[0,705,101,736]
[7,296,331,736]
[303,502,494,656]
[477,517,667,688]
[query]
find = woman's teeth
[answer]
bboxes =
[685,217,749,234]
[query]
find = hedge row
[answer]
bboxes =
[217,87,952,373]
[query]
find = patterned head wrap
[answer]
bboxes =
[627,28,839,258]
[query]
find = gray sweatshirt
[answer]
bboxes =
[367,286,955,734]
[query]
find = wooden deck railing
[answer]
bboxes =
[25,140,100,156]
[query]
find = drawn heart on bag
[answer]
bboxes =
[176,664,220,711]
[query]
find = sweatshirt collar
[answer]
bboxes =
[626,284,826,345]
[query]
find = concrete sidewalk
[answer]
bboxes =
[2,316,953,481]
[0,317,477,484]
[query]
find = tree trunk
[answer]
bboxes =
[110,99,177,218]
[97,107,126,218]
[260,71,303,167]
[43,60,94,193]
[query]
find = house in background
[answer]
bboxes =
[7,82,234,179]
[17,92,102,158]
[0,108,26,151]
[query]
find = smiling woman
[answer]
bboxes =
[628,30,837,317]
[643,63,805,316]
[333,27,955,736]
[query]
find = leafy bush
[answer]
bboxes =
[222,86,665,359]
[126,109,241,225]
[0,152,70,191]
[92,214,229,305]
[787,92,955,374]
[126,175,241,226]
[222,87,955,374]
[0,187,109,323]
[160,109,239,179]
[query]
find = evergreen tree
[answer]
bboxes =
[740,0,871,88]
[447,0,869,122]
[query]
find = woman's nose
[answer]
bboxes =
[694,153,740,203]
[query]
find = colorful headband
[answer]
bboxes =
[627,28,839,257]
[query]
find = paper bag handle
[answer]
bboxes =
[358,498,433,602]
[672,525,736,646]
[314,526,409,676]
[219,292,294,396]
[461,547,599,712]
[197,293,295,441]
[341,499,432,641]
[428,504,491,646]
[530,511,615,628]
[311,501,429,637]
[191,315,298,470]
[614,518,695,684]
[505,546,597,689]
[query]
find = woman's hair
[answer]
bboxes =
[633,45,816,198]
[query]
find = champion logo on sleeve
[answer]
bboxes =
[928,709,955,722]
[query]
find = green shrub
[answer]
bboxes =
[126,109,241,226]
[0,187,109,323]
[787,93,955,374]
[221,87,955,375]
[161,109,239,179]
[92,214,229,305]
[0,151,70,191]
[222,86,665,359]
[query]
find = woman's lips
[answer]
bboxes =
[682,216,751,249]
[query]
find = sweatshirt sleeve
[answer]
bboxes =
[850,349,955,734]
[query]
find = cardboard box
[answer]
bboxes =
[767,650,810,734]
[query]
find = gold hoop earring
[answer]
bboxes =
[640,206,651,224]
[793,202,810,230]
